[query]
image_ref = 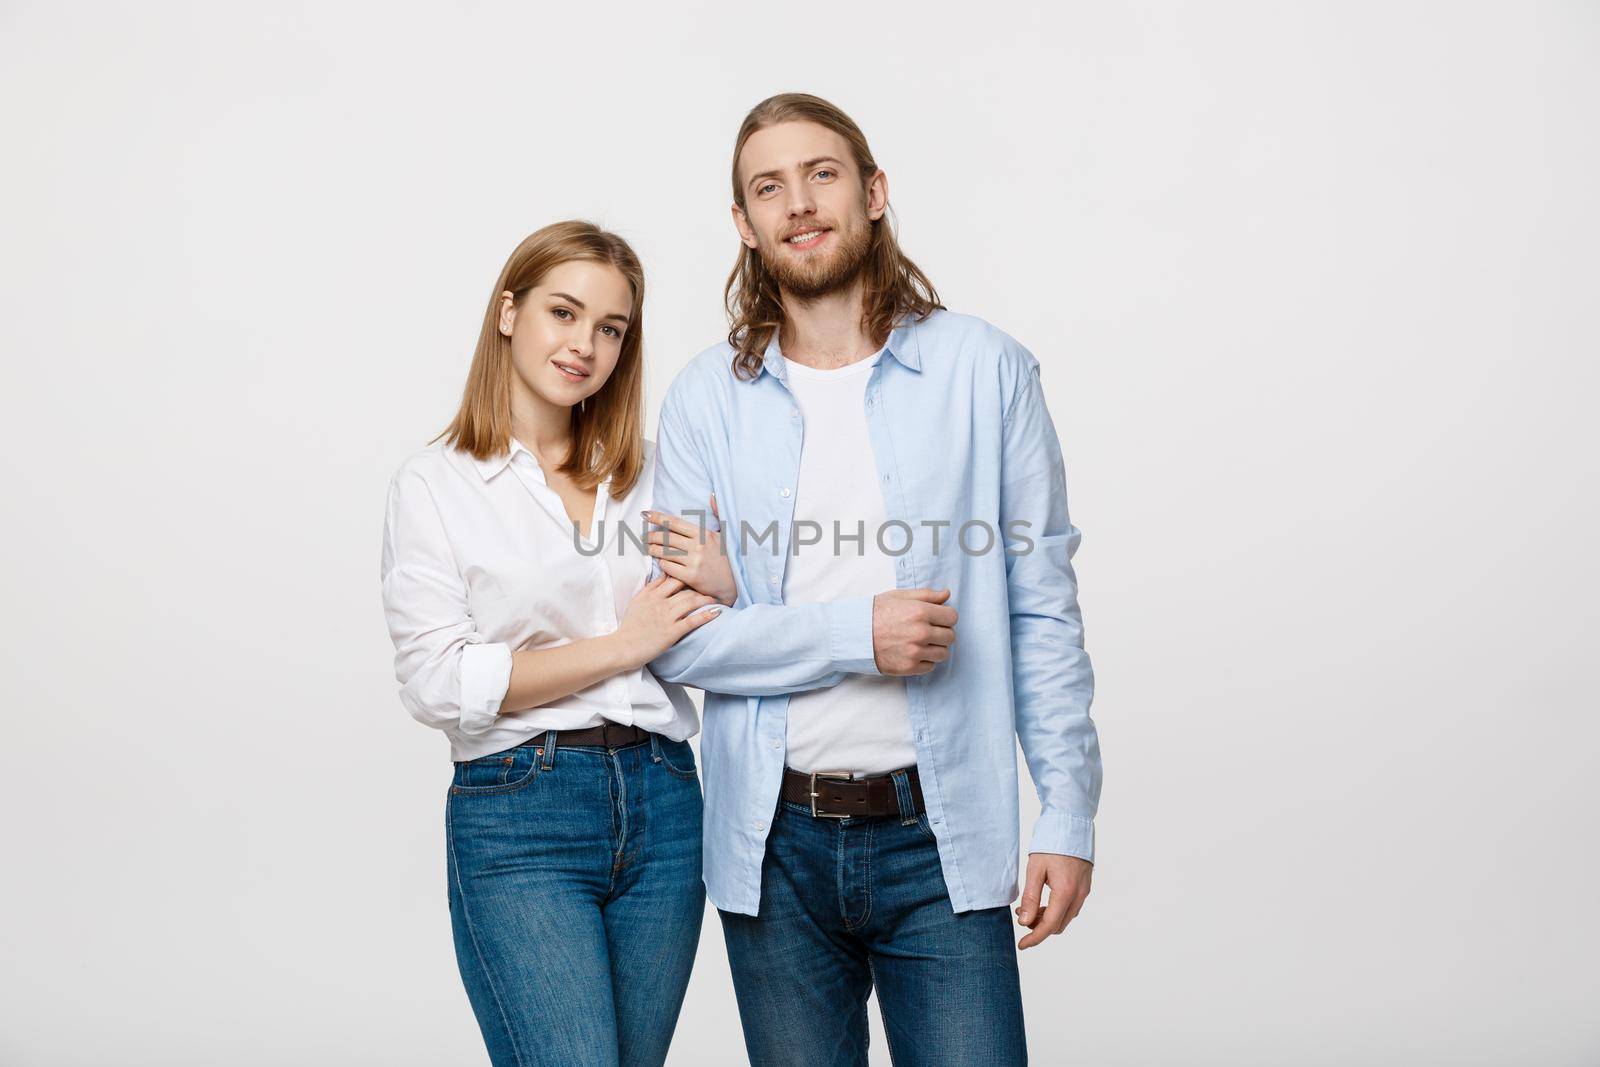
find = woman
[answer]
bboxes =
[379,220,736,1067]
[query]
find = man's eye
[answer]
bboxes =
[759,183,777,195]
[814,169,834,180]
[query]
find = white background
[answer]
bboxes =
[2,1,1596,1064]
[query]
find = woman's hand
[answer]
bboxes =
[611,576,721,670]
[644,495,737,606]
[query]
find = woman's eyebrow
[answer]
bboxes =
[548,292,629,324]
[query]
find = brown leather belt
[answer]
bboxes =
[535,722,654,749]
[780,765,925,819]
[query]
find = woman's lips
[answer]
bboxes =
[551,360,590,383]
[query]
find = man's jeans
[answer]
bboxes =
[445,731,705,1067]
[719,768,1027,1066]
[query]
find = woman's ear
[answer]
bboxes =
[497,290,517,336]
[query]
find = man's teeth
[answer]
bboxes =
[788,230,825,244]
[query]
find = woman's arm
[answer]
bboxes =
[499,577,718,712]
[498,633,634,715]
[381,465,717,735]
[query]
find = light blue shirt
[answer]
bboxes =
[649,308,1101,916]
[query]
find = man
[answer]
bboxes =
[646,92,1102,1066]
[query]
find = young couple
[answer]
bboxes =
[379,92,1103,1067]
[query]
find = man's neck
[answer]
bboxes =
[777,281,879,370]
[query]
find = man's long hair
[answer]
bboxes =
[725,93,943,381]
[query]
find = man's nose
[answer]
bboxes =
[784,183,816,218]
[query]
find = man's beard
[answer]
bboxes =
[761,218,873,301]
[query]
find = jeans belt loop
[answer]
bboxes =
[891,769,919,826]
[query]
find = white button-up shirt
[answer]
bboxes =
[380,436,699,761]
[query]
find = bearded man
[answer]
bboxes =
[646,92,1103,1066]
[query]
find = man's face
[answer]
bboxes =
[732,120,888,300]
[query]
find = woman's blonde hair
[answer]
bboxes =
[725,93,943,381]
[436,220,646,497]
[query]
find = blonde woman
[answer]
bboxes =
[380,221,734,1067]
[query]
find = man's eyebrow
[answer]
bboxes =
[746,156,847,191]
[547,291,630,324]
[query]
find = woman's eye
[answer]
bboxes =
[552,307,572,320]
[600,325,620,339]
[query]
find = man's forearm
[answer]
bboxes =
[648,595,881,696]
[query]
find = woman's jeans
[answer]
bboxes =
[718,771,1027,1066]
[445,730,705,1067]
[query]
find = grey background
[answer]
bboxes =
[2,1,1596,1063]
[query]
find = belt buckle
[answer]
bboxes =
[808,771,855,818]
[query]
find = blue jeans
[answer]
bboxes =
[718,769,1027,1066]
[445,730,705,1067]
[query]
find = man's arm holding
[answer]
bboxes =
[645,383,881,696]
[996,335,1103,946]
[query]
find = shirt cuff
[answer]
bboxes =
[458,642,513,736]
[826,595,881,676]
[1028,810,1095,863]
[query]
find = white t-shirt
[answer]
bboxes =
[780,353,918,777]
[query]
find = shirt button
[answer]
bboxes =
[790,408,799,419]
[768,575,779,585]
[780,487,791,497]
[770,739,781,750]
[754,821,766,832]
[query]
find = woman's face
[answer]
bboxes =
[499,259,633,412]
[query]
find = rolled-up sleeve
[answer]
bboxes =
[379,467,511,735]
[997,335,1103,862]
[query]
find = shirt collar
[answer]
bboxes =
[471,436,614,498]
[758,312,923,384]
[471,435,533,481]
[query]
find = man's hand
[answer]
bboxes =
[1015,853,1092,949]
[871,587,957,675]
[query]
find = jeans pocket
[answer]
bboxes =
[451,744,540,796]
[658,738,698,781]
